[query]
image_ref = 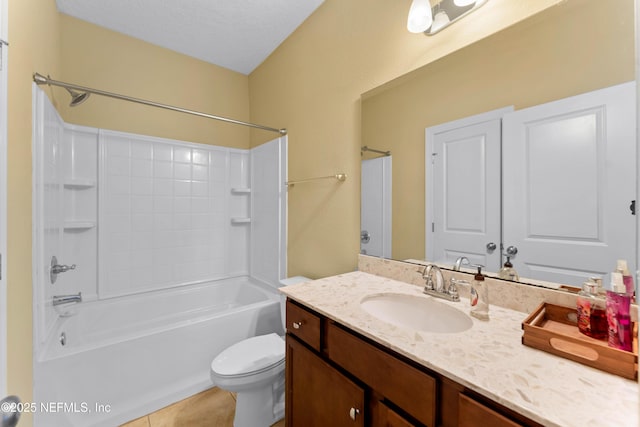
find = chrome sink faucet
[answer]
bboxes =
[453,256,470,271]
[420,264,459,302]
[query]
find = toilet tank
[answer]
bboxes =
[278,276,310,331]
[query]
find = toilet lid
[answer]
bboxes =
[211,333,285,377]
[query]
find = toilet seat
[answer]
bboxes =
[211,333,285,378]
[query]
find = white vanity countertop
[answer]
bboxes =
[280,271,638,427]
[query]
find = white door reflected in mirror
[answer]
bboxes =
[426,82,636,288]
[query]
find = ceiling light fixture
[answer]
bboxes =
[454,0,477,6]
[431,9,451,33]
[407,0,489,35]
[407,0,433,33]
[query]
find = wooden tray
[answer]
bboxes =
[522,302,638,380]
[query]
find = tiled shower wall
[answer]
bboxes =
[99,130,250,298]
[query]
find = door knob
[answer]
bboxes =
[486,242,497,251]
[506,246,518,256]
[360,230,370,244]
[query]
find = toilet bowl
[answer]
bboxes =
[210,276,309,427]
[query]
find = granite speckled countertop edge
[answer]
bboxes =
[280,271,638,427]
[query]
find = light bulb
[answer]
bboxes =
[407,0,433,33]
[430,9,450,33]
[454,0,476,6]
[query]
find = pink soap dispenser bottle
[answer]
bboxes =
[606,272,633,352]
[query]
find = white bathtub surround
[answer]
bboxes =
[280,272,639,427]
[32,85,288,426]
[99,131,254,297]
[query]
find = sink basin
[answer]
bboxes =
[360,293,473,333]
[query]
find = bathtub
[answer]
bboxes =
[34,276,283,427]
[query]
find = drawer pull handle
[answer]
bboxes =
[292,321,302,329]
[349,407,360,421]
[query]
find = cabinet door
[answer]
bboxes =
[458,394,522,427]
[286,336,365,427]
[377,401,416,427]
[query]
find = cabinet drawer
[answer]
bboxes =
[327,322,436,427]
[458,394,523,427]
[286,300,321,351]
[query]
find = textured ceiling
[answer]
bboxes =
[56,0,325,75]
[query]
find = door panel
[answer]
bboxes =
[428,118,502,270]
[503,82,636,286]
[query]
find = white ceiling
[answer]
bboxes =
[56,0,325,75]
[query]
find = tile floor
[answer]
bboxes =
[120,387,285,427]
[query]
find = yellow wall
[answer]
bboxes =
[362,0,635,260]
[7,1,62,424]
[248,0,565,279]
[58,15,251,148]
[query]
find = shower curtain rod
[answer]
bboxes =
[361,145,390,156]
[33,73,287,135]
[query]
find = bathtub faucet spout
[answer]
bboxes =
[52,292,82,306]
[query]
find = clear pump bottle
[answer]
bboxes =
[498,256,519,282]
[470,265,489,320]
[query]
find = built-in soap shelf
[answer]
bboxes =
[230,218,251,224]
[231,188,250,224]
[63,178,96,189]
[231,187,251,194]
[63,177,96,232]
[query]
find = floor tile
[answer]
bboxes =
[120,416,150,427]
[148,388,235,427]
[120,387,285,427]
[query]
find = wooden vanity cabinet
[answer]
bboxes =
[285,299,541,427]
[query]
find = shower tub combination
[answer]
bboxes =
[32,84,288,426]
[34,276,282,427]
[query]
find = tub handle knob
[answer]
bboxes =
[292,321,302,329]
[50,255,76,284]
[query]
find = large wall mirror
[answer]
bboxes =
[361,0,636,289]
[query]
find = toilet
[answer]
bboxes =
[210,276,309,427]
